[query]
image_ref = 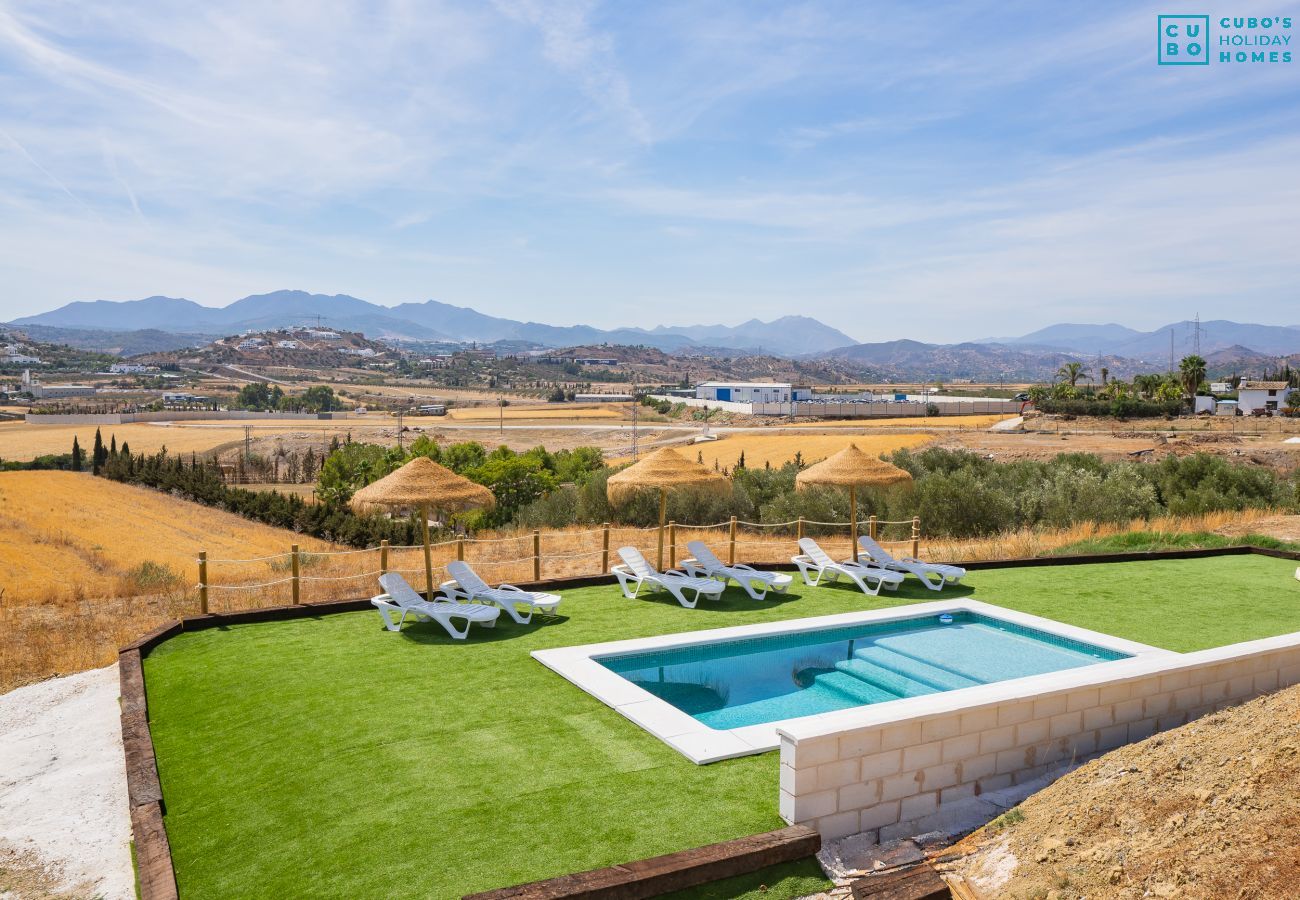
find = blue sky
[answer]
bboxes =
[1,0,1298,341]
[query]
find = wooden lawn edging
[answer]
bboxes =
[119,544,1299,900]
[460,825,820,900]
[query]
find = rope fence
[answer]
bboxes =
[194,515,928,613]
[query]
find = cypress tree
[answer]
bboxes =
[110,435,117,456]
[92,428,106,474]
[71,436,83,471]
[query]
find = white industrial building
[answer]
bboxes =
[695,382,812,403]
[1236,381,1293,415]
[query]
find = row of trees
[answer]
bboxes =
[315,435,606,527]
[1047,356,1300,417]
[95,444,421,547]
[511,446,1297,539]
[234,383,344,413]
[64,429,1299,546]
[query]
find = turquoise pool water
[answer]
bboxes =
[598,612,1129,729]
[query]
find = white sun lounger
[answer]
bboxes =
[856,534,966,591]
[440,560,561,624]
[680,540,793,600]
[791,537,904,596]
[612,546,726,609]
[371,573,500,640]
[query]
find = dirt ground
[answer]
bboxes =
[940,684,1300,899]
[1215,514,1300,543]
[940,426,1300,473]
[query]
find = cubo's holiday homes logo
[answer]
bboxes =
[1159,15,1210,64]
[1159,14,1293,65]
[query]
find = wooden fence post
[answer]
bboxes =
[797,516,805,542]
[379,539,389,575]
[728,516,737,565]
[532,530,541,581]
[601,523,611,574]
[868,515,878,541]
[198,550,208,615]
[291,544,301,604]
[668,521,677,568]
[456,537,465,562]
[911,517,921,560]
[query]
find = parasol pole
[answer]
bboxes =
[657,488,667,570]
[849,485,858,560]
[422,503,434,600]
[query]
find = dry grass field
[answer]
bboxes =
[445,404,626,421]
[0,471,341,690]
[788,413,1015,429]
[0,419,356,460]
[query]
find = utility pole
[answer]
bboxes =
[498,395,504,434]
[243,425,252,462]
[1193,313,1201,356]
[630,382,640,460]
[1168,328,1176,374]
[396,410,404,451]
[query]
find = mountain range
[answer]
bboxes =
[988,320,1300,359]
[10,290,856,356]
[9,292,1300,378]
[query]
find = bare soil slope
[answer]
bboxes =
[942,684,1300,899]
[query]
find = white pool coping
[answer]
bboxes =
[531,600,1174,764]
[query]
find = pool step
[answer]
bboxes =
[833,658,941,700]
[810,671,904,706]
[851,646,981,692]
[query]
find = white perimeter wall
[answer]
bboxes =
[778,632,1300,841]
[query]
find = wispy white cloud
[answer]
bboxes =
[0,0,1296,339]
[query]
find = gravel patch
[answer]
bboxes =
[0,665,133,899]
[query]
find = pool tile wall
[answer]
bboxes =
[777,632,1300,841]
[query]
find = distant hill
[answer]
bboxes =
[11,290,856,357]
[989,323,1143,354]
[12,323,215,356]
[818,339,1110,381]
[993,319,1300,359]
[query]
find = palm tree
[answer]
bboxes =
[1056,361,1090,387]
[1132,373,1162,398]
[1178,355,1207,399]
[1100,366,1109,386]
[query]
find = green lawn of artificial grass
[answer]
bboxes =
[143,554,1300,898]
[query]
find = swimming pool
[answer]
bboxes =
[533,600,1166,763]
[596,611,1130,730]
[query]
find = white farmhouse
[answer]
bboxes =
[1236,380,1292,415]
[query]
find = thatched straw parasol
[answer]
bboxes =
[352,456,495,599]
[607,447,729,569]
[795,444,912,556]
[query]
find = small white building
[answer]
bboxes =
[695,382,812,403]
[1237,381,1292,415]
[109,363,159,374]
[275,340,301,349]
[1209,381,1232,394]
[1193,395,1217,415]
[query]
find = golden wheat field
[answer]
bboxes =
[0,471,338,599]
[0,420,352,460]
[649,432,935,470]
[445,405,626,421]
[789,413,1015,429]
